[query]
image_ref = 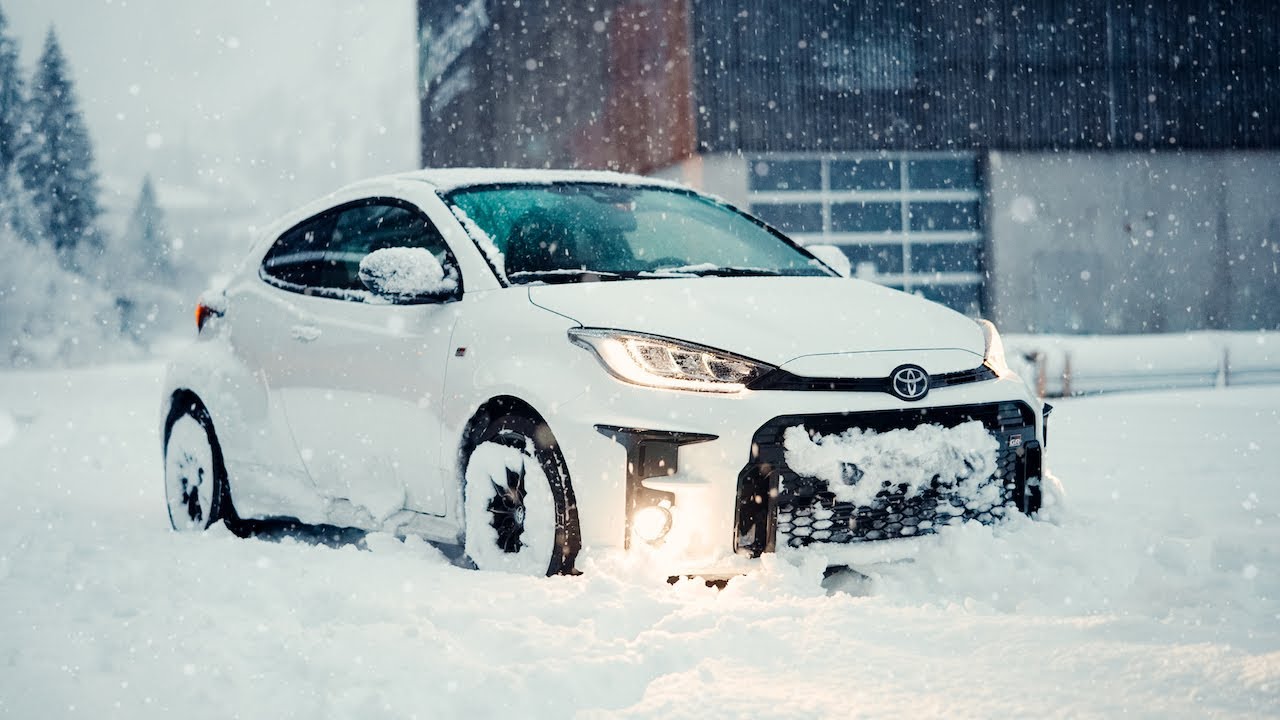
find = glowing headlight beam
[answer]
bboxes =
[568,328,773,393]
[631,505,673,543]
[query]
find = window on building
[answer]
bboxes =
[748,159,822,192]
[831,202,901,233]
[750,202,823,234]
[831,159,899,191]
[747,153,984,315]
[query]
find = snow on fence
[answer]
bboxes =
[1004,331,1280,397]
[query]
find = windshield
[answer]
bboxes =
[444,183,833,285]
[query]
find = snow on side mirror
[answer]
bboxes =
[805,244,852,278]
[358,247,459,303]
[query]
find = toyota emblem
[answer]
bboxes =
[890,364,930,401]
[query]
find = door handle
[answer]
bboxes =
[290,324,321,342]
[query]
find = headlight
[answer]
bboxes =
[977,319,1011,376]
[568,328,773,393]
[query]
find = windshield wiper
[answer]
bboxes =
[507,269,632,285]
[648,265,783,277]
[510,266,790,284]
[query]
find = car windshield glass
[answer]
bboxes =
[445,183,833,285]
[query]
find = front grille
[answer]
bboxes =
[747,364,998,393]
[734,402,1042,556]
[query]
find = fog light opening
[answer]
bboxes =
[632,504,673,544]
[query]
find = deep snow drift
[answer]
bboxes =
[0,363,1277,718]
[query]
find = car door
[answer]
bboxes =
[256,197,462,521]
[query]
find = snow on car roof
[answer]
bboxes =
[391,167,689,193]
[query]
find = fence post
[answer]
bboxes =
[1062,351,1073,397]
[1033,351,1047,398]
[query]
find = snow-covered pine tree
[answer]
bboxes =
[121,175,172,284]
[110,174,186,343]
[0,3,27,177]
[19,28,102,265]
[0,3,41,245]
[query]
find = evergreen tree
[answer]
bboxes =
[0,4,40,246]
[120,174,172,284]
[20,28,101,263]
[0,162,41,242]
[0,3,27,177]
[110,174,186,343]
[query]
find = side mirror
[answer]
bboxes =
[358,247,459,303]
[805,244,852,278]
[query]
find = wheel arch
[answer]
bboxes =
[163,388,209,443]
[455,394,581,573]
[457,394,559,480]
[162,387,246,534]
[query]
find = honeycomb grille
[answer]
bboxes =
[734,402,1043,556]
[775,442,1024,547]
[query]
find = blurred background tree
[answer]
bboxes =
[0,7,158,367]
[18,28,101,268]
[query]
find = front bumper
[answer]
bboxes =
[550,373,1045,574]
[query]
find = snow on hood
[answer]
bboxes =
[527,276,985,369]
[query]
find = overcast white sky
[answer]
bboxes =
[5,0,419,242]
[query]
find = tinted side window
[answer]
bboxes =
[260,213,340,288]
[261,200,456,299]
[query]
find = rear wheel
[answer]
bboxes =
[462,411,579,575]
[163,395,239,533]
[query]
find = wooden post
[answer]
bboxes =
[1033,351,1048,398]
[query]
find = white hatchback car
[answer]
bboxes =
[162,168,1052,576]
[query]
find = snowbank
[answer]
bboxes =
[0,229,142,369]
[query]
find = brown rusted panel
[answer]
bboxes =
[593,0,697,173]
[419,0,696,172]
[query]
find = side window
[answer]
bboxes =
[261,200,457,300]
[260,212,340,289]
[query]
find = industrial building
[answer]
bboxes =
[418,0,1279,333]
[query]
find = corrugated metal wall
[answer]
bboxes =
[691,0,1279,153]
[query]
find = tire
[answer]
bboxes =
[462,410,580,576]
[163,395,241,534]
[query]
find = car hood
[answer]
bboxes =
[527,277,986,370]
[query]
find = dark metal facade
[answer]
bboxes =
[692,0,1279,153]
[421,0,1278,167]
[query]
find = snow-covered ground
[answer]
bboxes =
[1,363,1277,718]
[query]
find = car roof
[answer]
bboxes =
[381,167,689,193]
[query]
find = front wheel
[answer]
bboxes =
[462,412,579,575]
[163,395,239,533]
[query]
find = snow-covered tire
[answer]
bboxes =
[462,411,579,576]
[163,394,240,534]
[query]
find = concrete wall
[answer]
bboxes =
[650,153,750,210]
[987,151,1280,334]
